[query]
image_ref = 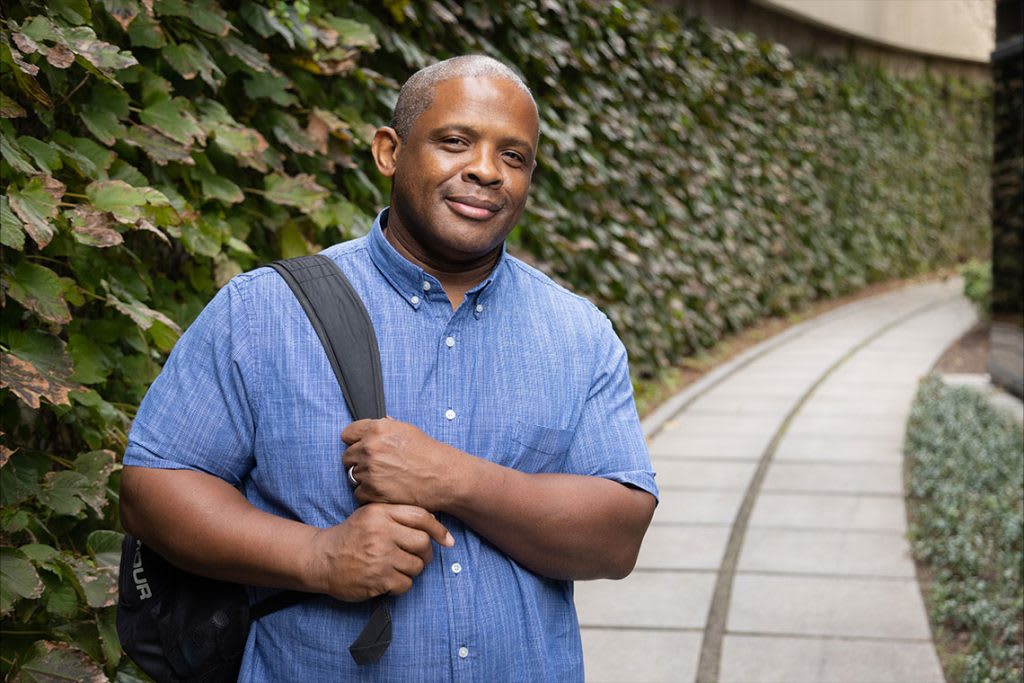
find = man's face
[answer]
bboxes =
[376,77,539,269]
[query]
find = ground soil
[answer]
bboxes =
[932,321,990,374]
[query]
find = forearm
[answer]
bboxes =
[443,456,656,581]
[120,466,320,592]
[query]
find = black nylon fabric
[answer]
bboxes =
[268,255,392,666]
[117,255,390,681]
[269,255,386,420]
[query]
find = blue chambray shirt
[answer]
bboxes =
[124,209,658,682]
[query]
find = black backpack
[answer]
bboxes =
[117,255,393,682]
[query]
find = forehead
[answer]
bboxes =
[413,77,539,145]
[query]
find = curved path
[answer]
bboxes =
[576,278,976,683]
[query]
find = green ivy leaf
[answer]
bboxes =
[79,105,125,146]
[222,35,271,72]
[49,0,92,25]
[278,221,311,259]
[69,333,114,384]
[67,556,118,609]
[40,570,80,619]
[8,175,65,249]
[21,543,59,566]
[1,195,27,251]
[243,70,298,106]
[9,641,105,683]
[87,529,124,569]
[96,605,122,668]
[102,279,181,332]
[189,2,233,37]
[1,134,37,174]
[264,173,329,213]
[0,548,43,615]
[127,13,167,48]
[319,16,379,50]
[0,451,48,507]
[139,97,206,146]
[124,124,196,166]
[194,163,244,205]
[180,214,226,257]
[6,260,73,325]
[0,92,28,118]
[62,26,139,79]
[163,42,224,87]
[17,136,62,172]
[38,471,91,517]
[148,319,181,352]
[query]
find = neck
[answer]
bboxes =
[382,224,500,310]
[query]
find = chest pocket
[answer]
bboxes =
[508,420,575,474]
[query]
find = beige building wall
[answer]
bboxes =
[757,0,995,62]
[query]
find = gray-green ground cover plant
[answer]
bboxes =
[906,375,1024,683]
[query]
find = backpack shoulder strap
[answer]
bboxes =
[269,254,386,420]
[266,254,392,665]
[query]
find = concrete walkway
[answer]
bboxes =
[576,278,977,683]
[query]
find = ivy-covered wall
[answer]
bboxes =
[0,1,990,678]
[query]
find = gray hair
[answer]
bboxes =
[390,55,537,140]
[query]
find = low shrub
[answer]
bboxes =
[961,260,993,320]
[905,375,1024,683]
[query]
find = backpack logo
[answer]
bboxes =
[133,539,152,600]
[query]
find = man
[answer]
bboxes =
[121,55,658,682]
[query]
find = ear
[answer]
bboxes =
[371,127,401,178]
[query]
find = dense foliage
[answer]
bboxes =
[905,375,1024,683]
[1,0,991,678]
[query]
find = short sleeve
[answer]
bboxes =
[123,278,258,484]
[565,314,659,501]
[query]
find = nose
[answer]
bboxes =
[462,146,502,188]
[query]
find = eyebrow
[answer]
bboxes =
[429,124,535,155]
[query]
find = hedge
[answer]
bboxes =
[0,0,990,678]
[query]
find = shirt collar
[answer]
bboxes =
[367,208,509,311]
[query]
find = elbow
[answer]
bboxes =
[604,542,642,580]
[118,466,146,539]
[603,491,657,580]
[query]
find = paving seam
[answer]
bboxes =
[732,570,916,582]
[724,631,935,644]
[640,281,955,438]
[692,293,960,683]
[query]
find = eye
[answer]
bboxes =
[502,150,526,167]
[441,137,468,149]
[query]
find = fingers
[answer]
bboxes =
[341,418,382,446]
[386,505,455,548]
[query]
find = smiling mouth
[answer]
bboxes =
[445,197,501,220]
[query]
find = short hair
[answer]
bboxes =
[390,55,537,141]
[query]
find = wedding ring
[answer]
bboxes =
[347,465,359,487]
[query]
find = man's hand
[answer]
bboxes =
[341,418,465,510]
[308,503,454,602]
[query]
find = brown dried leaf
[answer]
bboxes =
[45,43,75,68]
[11,33,40,55]
[107,1,139,30]
[0,351,84,410]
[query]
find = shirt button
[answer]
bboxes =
[445,336,455,348]
[458,646,469,659]
[422,281,431,291]
[451,562,462,574]
[410,295,420,305]
[475,303,484,313]
[445,409,456,421]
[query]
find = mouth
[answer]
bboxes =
[445,195,502,220]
